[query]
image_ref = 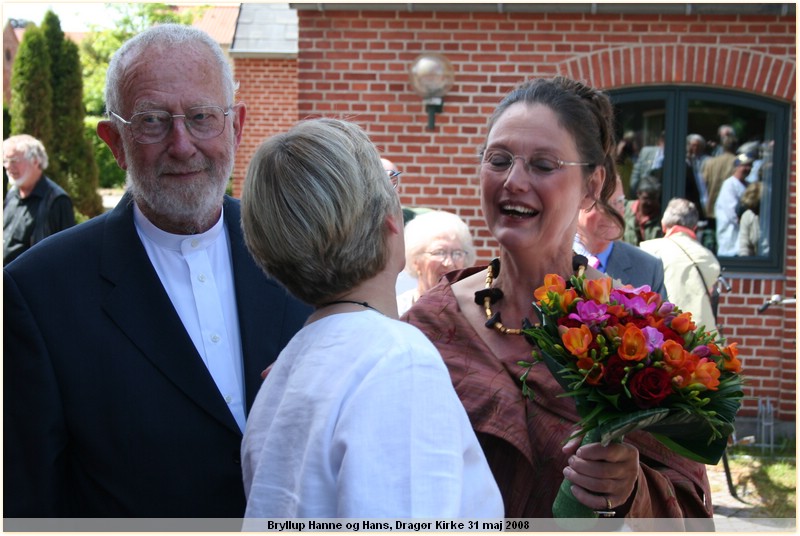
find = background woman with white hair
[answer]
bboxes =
[397,210,475,315]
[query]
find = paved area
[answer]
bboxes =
[707,456,796,531]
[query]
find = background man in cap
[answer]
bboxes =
[714,152,754,256]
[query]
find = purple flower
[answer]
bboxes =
[613,293,658,317]
[627,284,654,295]
[692,345,712,358]
[642,326,664,353]
[657,302,676,317]
[568,300,609,326]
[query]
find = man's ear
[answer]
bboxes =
[386,209,403,236]
[97,121,128,170]
[580,165,605,211]
[231,103,246,150]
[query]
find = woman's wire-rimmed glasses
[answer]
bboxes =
[109,106,232,144]
[424,248,467,262]
[480,149,593,178]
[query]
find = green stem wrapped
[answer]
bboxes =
[552,428,602,518]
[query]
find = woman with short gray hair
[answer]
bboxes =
[239,118,503,519]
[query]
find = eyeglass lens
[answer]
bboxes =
[426,249,466,261]
[127,106,228,143]
[387,170,402,189]
[481,150,586,176]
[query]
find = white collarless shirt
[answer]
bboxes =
[134,204,246,432]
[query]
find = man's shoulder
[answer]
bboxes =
[613,239,661,266]
[638,237,667,254]
[5,210,115,275]
[42,176,69,196]
[639,145,659,157]
[671,233,718,258]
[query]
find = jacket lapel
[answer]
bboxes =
[99,194,242,435]
[606,243,633,281]
[223,197,291,413]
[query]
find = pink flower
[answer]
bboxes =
[642,326,665,353]
[568,299,609,327]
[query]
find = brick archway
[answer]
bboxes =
[561,45,796,102]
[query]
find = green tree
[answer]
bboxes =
[81,3,204,115]
[9,24,54,151]
[42,11,103,217]
[3,103,10,199]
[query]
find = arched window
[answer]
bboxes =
[610,87,790,273]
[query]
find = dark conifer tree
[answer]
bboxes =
[9,25,54,153]
[42,11,103,217]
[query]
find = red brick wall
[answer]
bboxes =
[232,57,298,192]
[239,10,797,423]
[3,24,20,104]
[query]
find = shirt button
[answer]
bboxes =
[191,239,200,248]
[198,273,206,283]
[211,334,220,343]
[225,395,232,404]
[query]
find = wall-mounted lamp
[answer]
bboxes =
[409,53,455,131]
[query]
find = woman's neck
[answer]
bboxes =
[493,248,574,319]
[307,273,400,325]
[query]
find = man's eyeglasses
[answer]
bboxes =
[611,195,626,213]
[424,249,467,262]
[2,157,22,167]
[387,169,402,190]
[481,149,592,178]
[109,106,232,144]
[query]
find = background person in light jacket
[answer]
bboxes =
[640,198,721,333]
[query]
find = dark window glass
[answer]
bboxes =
[610,87,789,273]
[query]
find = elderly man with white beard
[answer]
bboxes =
[4,24,311,519]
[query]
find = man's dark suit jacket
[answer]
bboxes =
[3,194,312,518]
[606,240,668,300]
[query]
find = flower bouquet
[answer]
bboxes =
[519,270,744,519]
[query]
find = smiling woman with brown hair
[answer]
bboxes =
[404,76,713,522]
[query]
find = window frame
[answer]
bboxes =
[609,86,790,274]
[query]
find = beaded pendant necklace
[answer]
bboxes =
[474,255,588,336]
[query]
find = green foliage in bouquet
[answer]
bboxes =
[519,272,744,466]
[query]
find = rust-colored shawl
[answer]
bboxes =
[404,266,713,520]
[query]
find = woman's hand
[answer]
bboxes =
[561,435,639,512]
